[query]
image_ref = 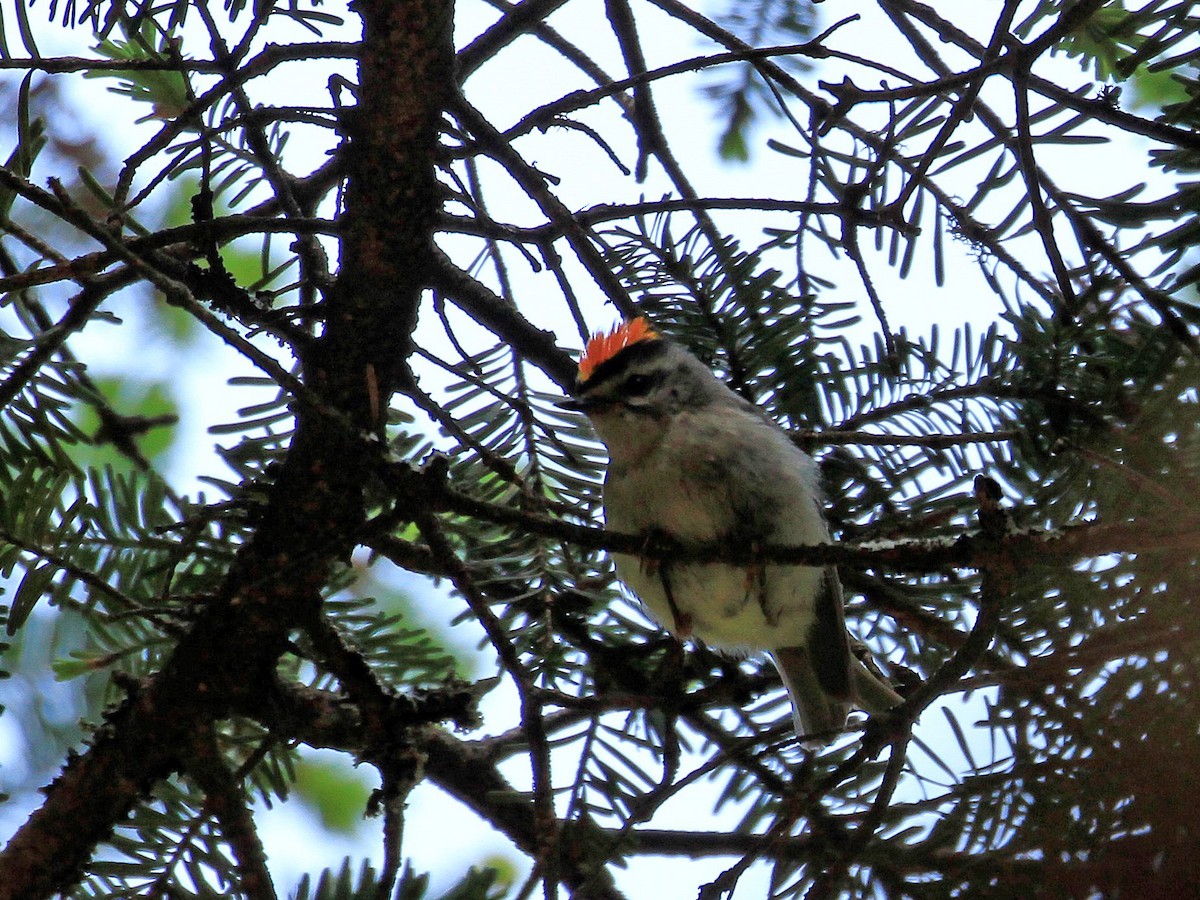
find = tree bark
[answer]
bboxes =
[0,4,454,897]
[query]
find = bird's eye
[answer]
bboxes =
[623,372,656,396]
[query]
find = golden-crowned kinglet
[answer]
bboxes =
[564,318,902,743]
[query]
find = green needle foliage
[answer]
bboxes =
[0,1,1198,899]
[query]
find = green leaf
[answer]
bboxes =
[87,19,189,123]
[717,122,750,163]
[0,72,46,219]
[8,560,55,634]
[51,650,115,681]
[1131,67,1190,110]
[293,755,373,833]
[1055,2,1144,81]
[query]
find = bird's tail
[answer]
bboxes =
[772,646,851,746]
[772,648,902,746]
[851,655,904,715]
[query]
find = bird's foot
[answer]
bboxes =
[743,542,777,624]
[637,527,680,577]
[639,529,693,637]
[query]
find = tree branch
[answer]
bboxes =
[0,3,454,896]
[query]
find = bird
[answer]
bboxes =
[562,317,902,744]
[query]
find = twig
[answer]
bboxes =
[883,0,1196,344]
[500,35,854,145]
[438,196,869,243]
[38,177,335,418]
[382,450,1181,570]
[1009,62,1079,311]
[795,428,1017,448]
[887,0,1022,213]
[449,91,636,315]
[185,725,279,900]
[0,56,223,73]
[646,0,1057,309]
[429,249,577,389]
[458,0,573,80]
[0,270,133,411]
[0,215,337,294]
[412,508,562,899]
[111,40,357,212]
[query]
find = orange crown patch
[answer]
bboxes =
[578,318,658,382]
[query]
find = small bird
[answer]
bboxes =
[563,318,901,743]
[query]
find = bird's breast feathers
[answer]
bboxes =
[612,553,823,649]
[603,411,827,649]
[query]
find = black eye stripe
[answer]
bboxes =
[622,372,658,395]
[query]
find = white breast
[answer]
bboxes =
[603,407,827,651]
[612,554,822,650]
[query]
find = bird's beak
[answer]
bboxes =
[557,396,588,412]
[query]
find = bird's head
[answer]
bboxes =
[563,318,726,463]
